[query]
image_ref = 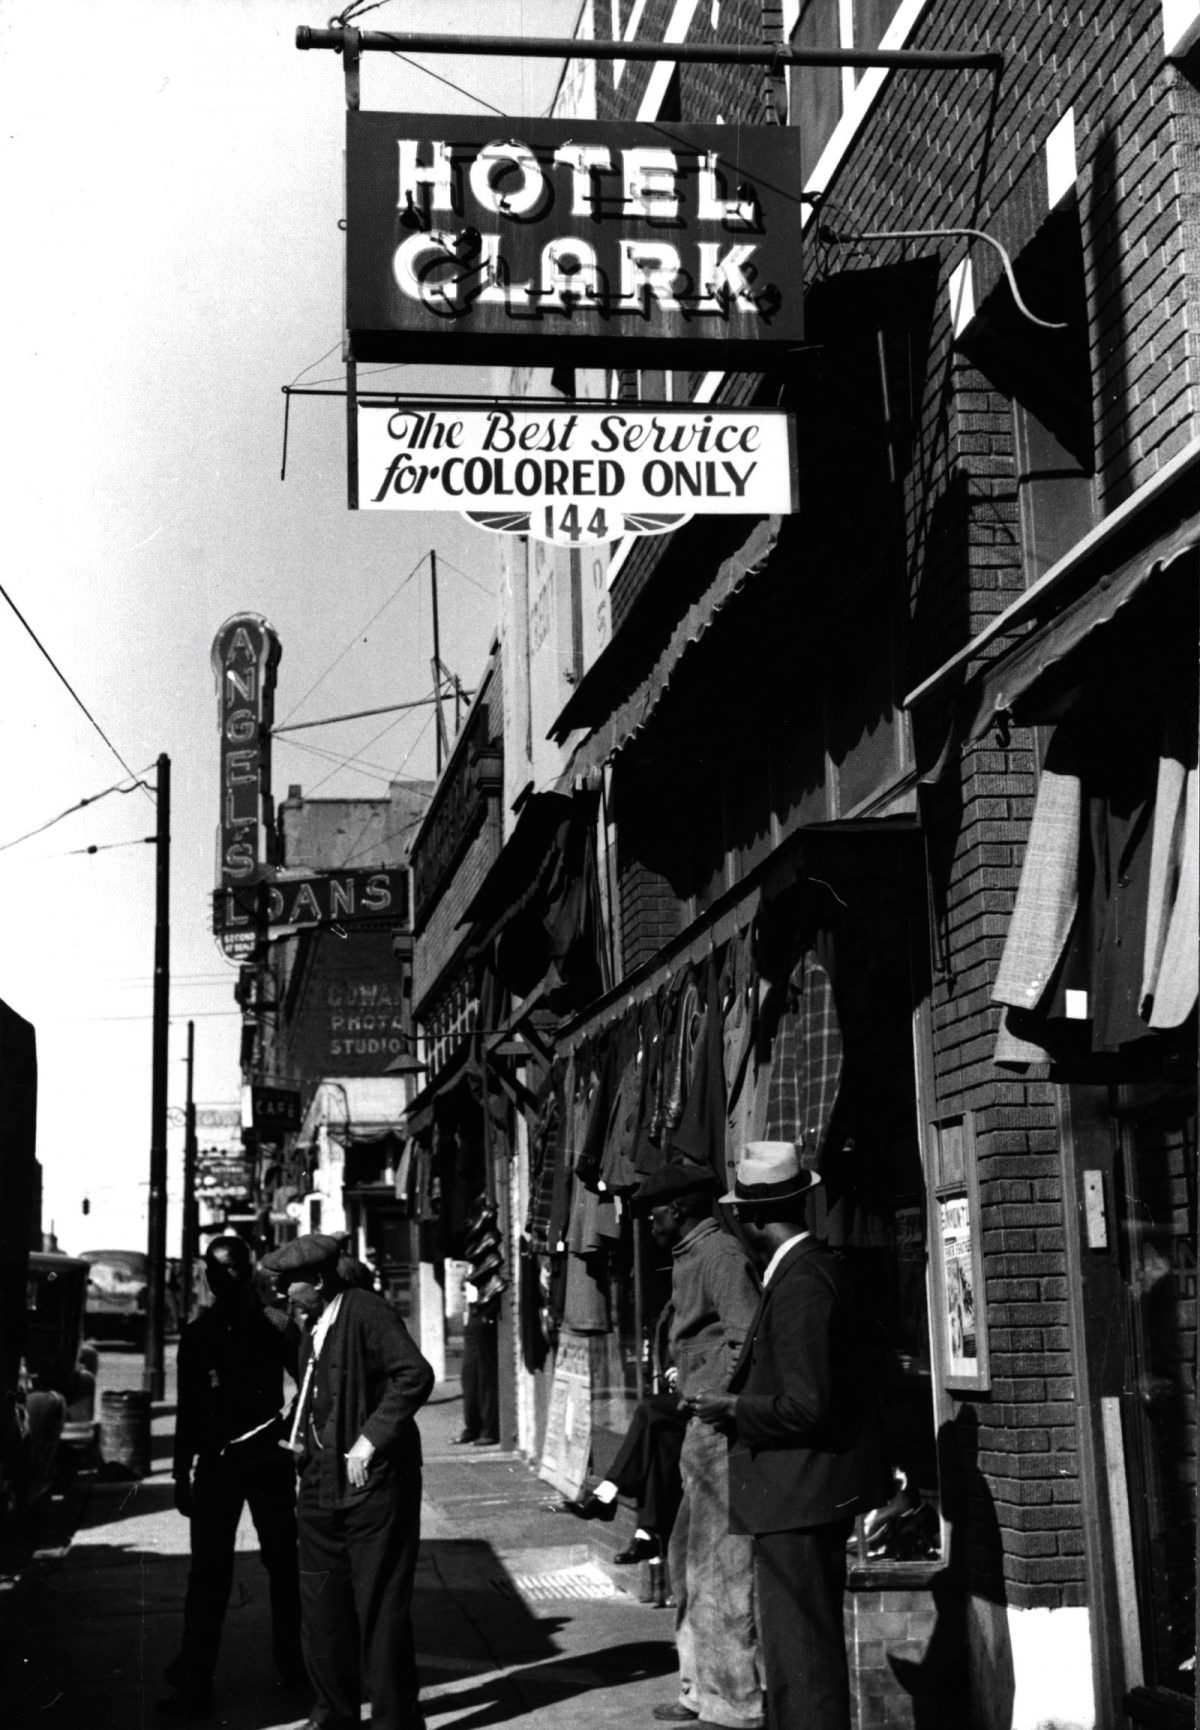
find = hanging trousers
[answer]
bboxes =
[177,1442,303,1686]
[461,1311,499,1441]
[298,1461,423,1730]
[606,1392,686,1534]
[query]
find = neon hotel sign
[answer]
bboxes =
[345,113,805,365]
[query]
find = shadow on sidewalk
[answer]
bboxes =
[421,1637,677,1729]
[9,1508,672,1730]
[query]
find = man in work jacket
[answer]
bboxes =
[636,1162,763,1730]
[261,1232,435,1730]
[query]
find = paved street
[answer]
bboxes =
[3,1346,678,1730]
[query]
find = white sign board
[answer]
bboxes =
[538,1331,593,1498]
[357,401,797,545]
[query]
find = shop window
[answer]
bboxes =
[1114,1081,1197,1703]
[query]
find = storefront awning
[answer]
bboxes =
[554,514,782,786]
[457,790,575,947]
[958,512,1200,738]
[904,435,1200,753]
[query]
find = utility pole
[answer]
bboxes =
[180,1019,197,1330]
[430,549,448,776]
[143,752,170,1400]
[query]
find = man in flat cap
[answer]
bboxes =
[160,1233,304,1719]
[637,1161,763,1730]
[693,1143,881,1730]
[261,1231,435,1730]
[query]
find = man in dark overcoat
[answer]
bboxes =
[693,1143,880,1730]
[161,1233,303,1718]
[261,1232,435,1730]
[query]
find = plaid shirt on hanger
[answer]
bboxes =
[764,947,843,1161]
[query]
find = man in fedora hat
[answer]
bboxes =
[692,1143,880,1730]
[635,1161,764,1730]
[260,1231,434,1730]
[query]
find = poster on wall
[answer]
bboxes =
[538,1331,592,1499]
[939,1195,977,1375]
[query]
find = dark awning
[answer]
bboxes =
[554,514,782,786]
[904,437,1200,771]
[457,790,575,947]
[958,512,1200,738]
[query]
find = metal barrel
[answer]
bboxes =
[99,1388,152,1478]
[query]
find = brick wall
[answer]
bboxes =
[593,0,1200,1624]
[411,811,502,1011]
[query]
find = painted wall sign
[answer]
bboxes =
[213,867,410,939]
[283,930,410,1077]
[345,113,805,365]
[211,613,281,957]
[356,401,797,544]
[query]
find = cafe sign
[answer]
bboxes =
[357,401,797,545]
[345,113,805,366]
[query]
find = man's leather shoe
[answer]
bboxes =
[650,1706,698,1722]
[450,1429,479,1445]
[554,1491,616,1522]
[614,1533,661,1564]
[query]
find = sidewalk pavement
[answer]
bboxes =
[4,1373,679,1730]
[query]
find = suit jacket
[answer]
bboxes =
[301,1287,434,1509]
[726,1237,878,1535]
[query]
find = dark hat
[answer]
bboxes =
[260,1232,344,1275]
[719,1142,822,1209]
[632,1162,717,1212]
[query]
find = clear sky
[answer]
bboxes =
[0,0,580,1255]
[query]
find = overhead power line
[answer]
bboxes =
[277,551,430,727]
[0,770,156,857]
[0,582,152,797]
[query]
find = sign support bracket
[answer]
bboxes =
[298,25,1003,76]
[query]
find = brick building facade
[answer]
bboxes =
[293,4,1198,1723]
[463,4,1198,1727]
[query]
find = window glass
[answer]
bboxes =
[1117,1085,1197,1701]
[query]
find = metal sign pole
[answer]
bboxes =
[296,25,1002,73]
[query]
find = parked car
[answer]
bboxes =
[24,1252,98,1483]
[81,1248,148,1345]
[0,1252,98,1522]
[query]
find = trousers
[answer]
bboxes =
[754,1523,853,1730]
[298,1461,423,1730]
[177,1442,302,1686]
[668,1419,762,1727]
[461,1312,499,1441]
[606,1392,686,1534]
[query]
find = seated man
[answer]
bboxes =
[554,1388,687,1563]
